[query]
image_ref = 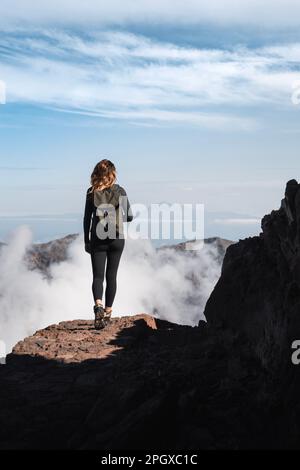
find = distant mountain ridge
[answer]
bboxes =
[0,234,233,277]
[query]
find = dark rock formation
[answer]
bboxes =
[204,180,300,369]
[0,313,296,450]
[0,315,269,450]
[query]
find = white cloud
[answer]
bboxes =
[0,80,5,104]
[0,30,299,128]
[1,1,300,27]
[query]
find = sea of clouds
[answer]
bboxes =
[0,225,222,354]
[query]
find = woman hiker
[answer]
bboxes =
[83,159,133,329]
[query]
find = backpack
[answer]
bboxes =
[93,186,123,239]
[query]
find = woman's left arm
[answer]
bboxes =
[83,188,94,252]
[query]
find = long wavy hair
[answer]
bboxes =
[90,159,117,192]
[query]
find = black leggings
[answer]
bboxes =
[90,238,125,307]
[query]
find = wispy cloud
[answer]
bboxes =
[0,166,51,170]
[0,29,299,128]
[1,1,300,27]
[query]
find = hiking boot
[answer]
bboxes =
[103,310,112,325]
[93,304,105,330]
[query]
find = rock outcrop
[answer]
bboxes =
[0,310,296,450]
[204,180,300,370]
[10,315,158,363]
[1,315,215,449]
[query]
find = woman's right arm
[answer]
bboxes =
[119,187,133,222]
[83,188,94,251]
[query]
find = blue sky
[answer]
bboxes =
[0,0,300,242]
